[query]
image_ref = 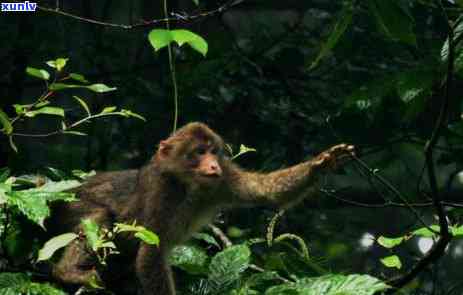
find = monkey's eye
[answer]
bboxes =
[195,147,207,155]
[211,147,220,155]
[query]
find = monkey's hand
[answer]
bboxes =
[312,144,355,170]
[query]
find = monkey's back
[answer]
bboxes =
[48,169,139,233]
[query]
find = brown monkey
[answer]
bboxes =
[49,122,354,295]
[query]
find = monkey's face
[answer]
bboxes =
[156,126,225,190]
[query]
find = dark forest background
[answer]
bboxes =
[1,0,463,294]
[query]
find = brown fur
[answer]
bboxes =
[48,122,354,295]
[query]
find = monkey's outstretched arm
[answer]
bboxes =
[227,144,354,207]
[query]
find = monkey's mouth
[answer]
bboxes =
[198,173,221,179]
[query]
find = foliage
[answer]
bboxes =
[0,273,66,295]
[0,58,144,152]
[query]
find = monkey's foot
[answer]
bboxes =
[313,144,355,169]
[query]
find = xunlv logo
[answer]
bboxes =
[1,1,37,12]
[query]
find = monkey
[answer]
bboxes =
[47,122,354,295]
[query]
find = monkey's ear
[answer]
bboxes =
[158,140,173,158]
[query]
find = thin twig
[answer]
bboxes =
[30,0,243,29]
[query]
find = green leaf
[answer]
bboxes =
[73,96,91,116]
[169,245,209,274]
[451,225,463,236]
[134,229,160,246]
[101,106,117,114]
[46,58,68,71]
[87,83,117,93]
[38,233,79,262]
[25,106,65,118]
[148,29,173,51]
[380,255,402,269]
[209,244,251,287]
[26,67,50,80]
[377,236,404,249]
[0,167,10,183]
[192,0,199,6]
[413,225,440,238]
[171,29,208,56]
[148,29,208,56]
[0,108,13,135]
[120,109,147,121]
[193,232,220,248]
[69,73,89,83]
[49,83,117,93]
[266,274,389,295]
[442,16,463,77]
[81,219,100,251]
[367,0,416,45]
[309,2,353,70]
[113,222,159,245]
[62,131,88,136]
[7,191,49,227]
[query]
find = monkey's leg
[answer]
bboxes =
[135,244,176,295]
[52,239,100,285]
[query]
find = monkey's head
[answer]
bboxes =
[154,122,226,190]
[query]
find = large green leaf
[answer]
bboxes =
[7,192,50,228]
[169,245,209,275]
[367,0,416,45]
[265,274,389,295]
[38,233,79,262]
[148,29,208,56]
[208,244,251,287]
[6,179,79,227]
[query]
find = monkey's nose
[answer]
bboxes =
[208,163,222,176]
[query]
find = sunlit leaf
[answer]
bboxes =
[148,29,208,56]
[413,225,440,238]
[120,109,147,121]
[81,219,100,251]
[25,106,65,118]
[101,106,117,114]
[26,67,50,80]
[73,96,91,116]
[46,58,68,71]
[38,233,79,261]
[134,229,160,245]
[380,255,402,269]
[87,83,117,93]
[377,236,404,249]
